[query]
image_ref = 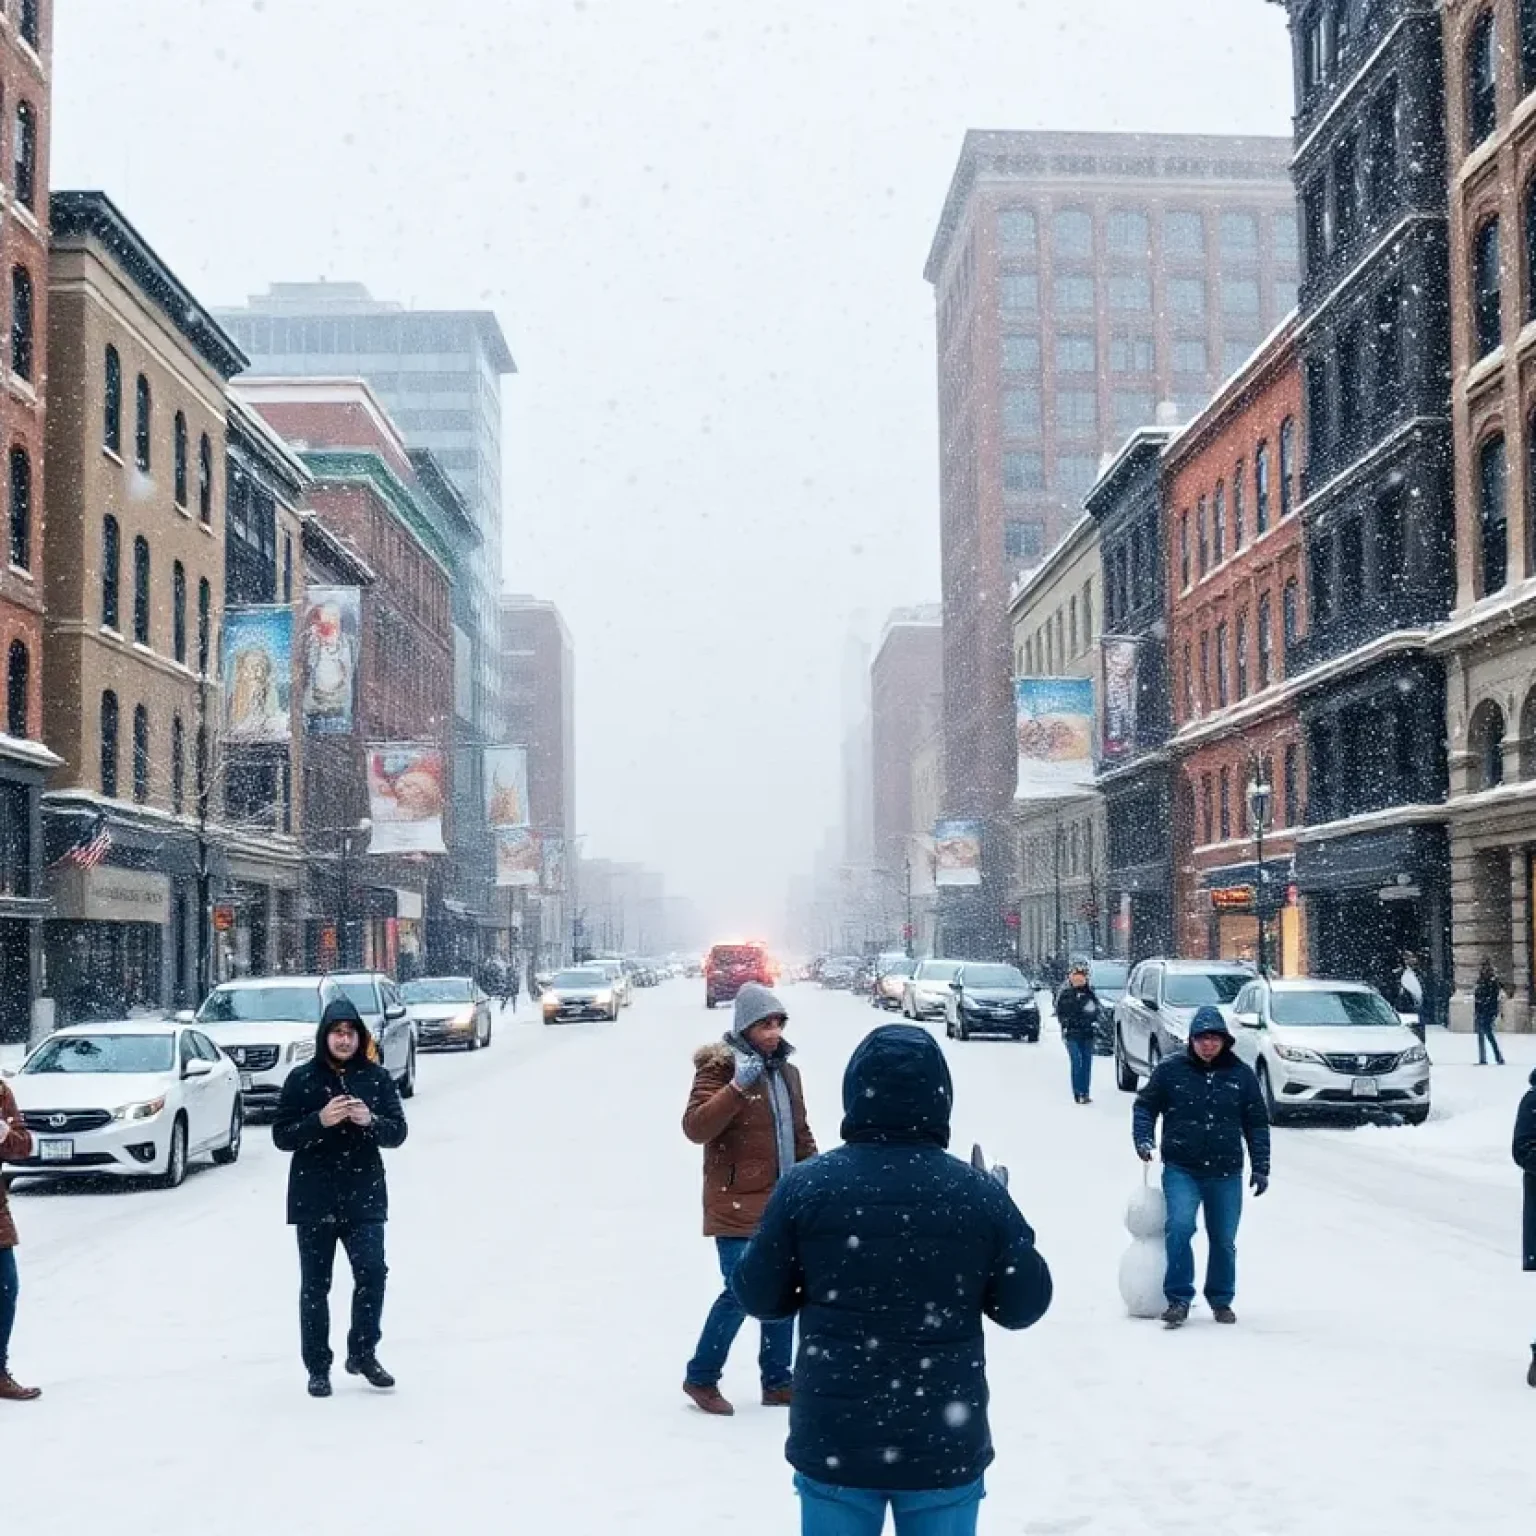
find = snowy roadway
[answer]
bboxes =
[6,982,1535,1534]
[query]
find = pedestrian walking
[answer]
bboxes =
[273,996,409,1398]
[1397,950,1427,1034]
[0,1075,38,1401]
[1474,958,1508,1066]
[734,1024,1052,1534]
[681,981,817,1416]
[1055,960,1102,1105]
[504,962,521,1014]
[1132,1007,1270,1328]
[1512,1069,1536,1385]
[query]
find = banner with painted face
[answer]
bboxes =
[366,745,447,855]
[301,587,360,735]
[483,746,531,829]
[222,606,294,744]
[933,820,983,888]
[495,826,541,887]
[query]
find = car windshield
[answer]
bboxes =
[25,1033,176,1075]
[1090,963,1129,991]
[917,961,963,982]
[712,948,761,967]
[401,979,473,1004]
[1164,972,1248,1008]
[1270,989,1402,1028]
[336,982,382,1015]
[879,959,915,977]
[963,965,1028,988]
[554,970,609,989]
[198,984,323,1025]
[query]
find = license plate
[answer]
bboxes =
[38,1137,73,1161]
[1352,1077,1380,1099]
[239,1072,254,1092]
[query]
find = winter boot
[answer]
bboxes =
[0,1372,41,1401]
[1161,1301,1190,1329]
[1528,1347,1536,1388]
[1212,1306,1238,1325]
[346,1355,396,1390]
[761,1385,793,1407]
[307,1372,333,1399]
[683,1380,734,1416]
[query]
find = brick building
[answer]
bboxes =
[1164,320,1308,971]
[923,130,1296,953]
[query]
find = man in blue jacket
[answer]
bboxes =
[734,1024,1052,1535]
[1133,1006,1270,1328]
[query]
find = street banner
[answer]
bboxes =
[484,745,531,828]
[301,586,360,735]
[222,605,294,744]
[541,834,566,894]
[1101,638,1139,760]
[933,820,983,888]
[1015,677,1095,799]
[495,826,541,887]
[366,745,447,854]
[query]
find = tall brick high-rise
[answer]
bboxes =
[924,131,1296,952]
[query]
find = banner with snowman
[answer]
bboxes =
[301,586,360,735]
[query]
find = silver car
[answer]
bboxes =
[901,959,965,1020]
[1112,958,1253,1091]
[401,976,493,1051]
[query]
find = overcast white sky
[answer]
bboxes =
[54,0,1295,939]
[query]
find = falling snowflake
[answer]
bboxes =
[882,1448,902,1465]
[944,1402,972,1428]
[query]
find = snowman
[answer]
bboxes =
[1118,1171,1168,1319]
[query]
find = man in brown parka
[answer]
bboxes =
[682,981,816,1416]
[0,1072,39,1400]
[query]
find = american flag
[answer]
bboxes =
[56,813,113,870]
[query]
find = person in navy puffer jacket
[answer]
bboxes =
[1133,1006,1270,1329]
[733,1024,1052,1535]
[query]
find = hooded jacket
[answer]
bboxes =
[272,997,409,1226]
[0,1078,32,1248]
[1512,1068,1536,1271]
[683,992,816,1239]
[733,1025,1052,1493]
[1054,979,1103,1042]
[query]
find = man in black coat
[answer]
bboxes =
[1512,1069,1536,1386]
[1054,961,1102,1105]
[1133,1007,1270,1329]
[273,997,408,1397]
[733,1024,1052,1533]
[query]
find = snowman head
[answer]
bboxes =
[1125,1186,1166,1239]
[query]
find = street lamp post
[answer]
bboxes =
[1246,770,1273,979]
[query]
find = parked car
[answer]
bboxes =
[901,959,966,1020]
[819,957,859,990]
[1112,958,1254,1091]
[943,963,1041,1042]
[871,954,915,1010]
[402,976,493,1051]
[705,942,773,1007]
[542,966,621,1024]
[595,958,633,1009]
[1229,977,1431,1125]
[1088,960,1130,1055]
[3,1020,243,1188]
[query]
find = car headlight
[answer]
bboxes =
[289,1039,315,1063]
[594,991,614,1006]
[113,1095,166,1123]
[1274,1043,1324,1064]
[451,1009,475,1029]
[1400,1045,1428,1066]
[543,993,562,1008]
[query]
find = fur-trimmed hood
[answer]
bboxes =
[692,1032,794,1071]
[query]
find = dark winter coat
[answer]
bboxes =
[732,1025,1053,1493]
[683,1035,816,1238]
[272,1000,408,1227]
[0,1078,32,1248]
[1474,976,1504,1031]
[1133,1040,1270,1180]
[1513,1069,1536,1272]
[1054,982,1103,1042]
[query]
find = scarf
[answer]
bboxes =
[764,1061,797,1179]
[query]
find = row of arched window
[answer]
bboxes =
[0,93,39,215]
[1466,692,1536,791]
[1465,4,1536,153]
[99,690,201,812]
[104,346,213,521]
[4,3,42,52]
[100,514,210,670]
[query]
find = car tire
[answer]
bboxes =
[484,1018,493,1050]
[400,1044,417,1100]
[1115,1031,1139,1093]
[1403,1105,1430,1126]
[211,1100,244,1166]
[1026,1027,1040,1043]
[705,996,717,1010]
[956,1013,969,1043]
[1257,1062,1286,1126]
[159,1116,189,1190]
[468,1023,482,1052]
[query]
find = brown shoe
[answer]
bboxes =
[0,1373,41,1401]
[682,1380,734,1416]
[761,1385,792,1407]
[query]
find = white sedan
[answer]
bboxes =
[2,1021,244,1188]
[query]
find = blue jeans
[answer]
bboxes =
[0,1246,16,1374]
[795,1474,985,1536]
[296,1221,388,1374]
[1476,1022,1505,1065]
[1162,1165,1243,1309]
[1065,1037,1094,1099]
[687,1236,793,1390]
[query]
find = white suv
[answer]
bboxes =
[1230,977,1430,1125]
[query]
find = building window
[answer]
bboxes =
[1197,497,1209,576]
[133,536,151,645]
[1283,743,1300,826]
[1366,82,1399,218]
[998,208,1037,252]
[197,578,211,674]
[198,433,214,523]
[173,412,188,507]
[5,640,26,739]
[1216,621,1230,707]
[1468,9,1499,149]
[1164,210,1204,255]
[1002,388,1042,435]
[1236,612,1249,700]
[1172,337,1208,375]
[1474,218,1503,358]
[100,691,119,798]
[1113,390,1154,434]
[172,560,187,666]
[196,724,208,807]
[1107,209,1150,257]
[1004,519,1046,562]
[102,515,121,630]
[1337,325,1363,443]
[1471,700,1507,790]
[283,534,294,602]
[1054,209,1093,259]
[1001,271,1038,312]
[1524,0,1536,95]
[18,1,39,48]
[9,267,32,381]
[1202,774,1215,844]
[7,445,28,570]
[1220,212,1260,258]
[1108,334,1154,373]
[1258,595,1274,686]
[1109,274,1151,311]
[1199,631,1211,709]
[1168,277,1206,316]
[1213,483,1227,564]
[1255,439,1272,534]
[1057,455,1099,499]
[1082,578,1094,643]
[135,375,152,471]
[132,705,150,805]
[1057,332,1096,372]
[1232,462,1246,547]
[1180,510,1191,589]
[1003,451,1045,493]
[1222,278,1261,317]
[12,100,35,210]
[1278,418,1297,518]
[1219,768,1232,840]
[1057,389,1098,431]
[1333,137,1358,246]
[1183,641,1196,718]
[172,715,185,815]
[1310,537,1333,626]
[105,346,123,453]
[1283,577,1300,649]
[1054,274,1095,312]
[1303,180,1328,273]
[1480,433,1509,596]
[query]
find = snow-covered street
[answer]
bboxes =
[6,982,1535,1533]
